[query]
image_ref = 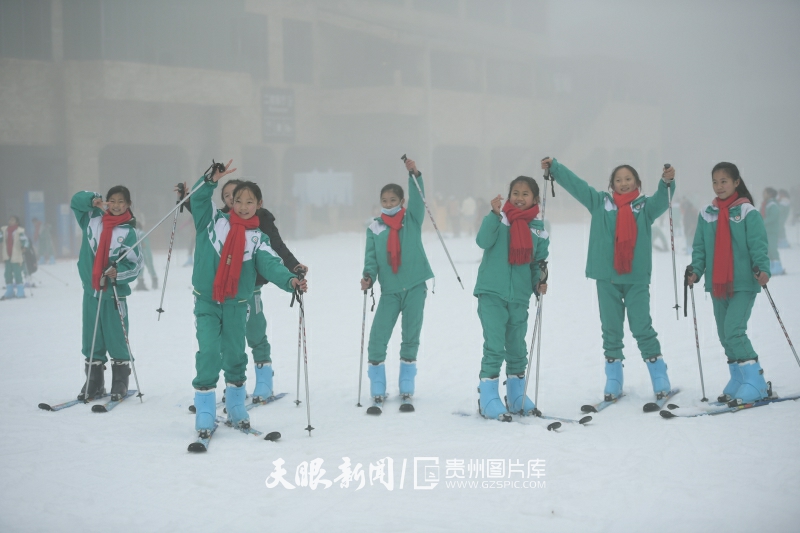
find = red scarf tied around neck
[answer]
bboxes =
[5,224,18,257]
[92,210,132,291]
[502,201,540,265]
[613,190,640,274]
[213,211,260,302]
[381,208,406,274]
[712,192,748,299]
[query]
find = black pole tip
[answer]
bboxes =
[356,403,362,407]
[701,398,708,402]
[294,400,302,406]
[664,163,671,169]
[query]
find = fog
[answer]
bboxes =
[1,0,798,251]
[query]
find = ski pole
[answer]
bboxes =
[356,289,368,407]
[753,266,800,368]
[400,154,464,289]
[37,265,69,286]
[156,182,185,320]
[664,164,680,319]
[685,266,708,401]
[291,269,307,407]
[293,279,314,436]
[82,277,106,402]
[111,282,144,403]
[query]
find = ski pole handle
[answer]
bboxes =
[400,154,421,177]
[541,157,555,197]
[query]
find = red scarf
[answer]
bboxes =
[381,208,406,274]
[613,190,640,274]
[212,211,260,302]
[502,201,540,265]
[712,193,748,299]
[92,211,132,291]
[5,224,18,257]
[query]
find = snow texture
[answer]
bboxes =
[2,223,799,532]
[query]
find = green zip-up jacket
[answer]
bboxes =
[190,176,297,303]
[473,211,550,305]
[71,191,144,300]
[690,201,770,293]
[363,173,434,294]
[549,159,674,285]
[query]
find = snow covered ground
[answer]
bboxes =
[2,222,799,532]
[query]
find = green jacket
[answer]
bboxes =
[363,173,434,295]
[550,159,674,285]
[71,191,143,300]
[190,176,297,303]
[691,201,770,293]
[473,211,550,305]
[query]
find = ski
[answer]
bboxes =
[454,409,559,429]
[399,394,415,413]
[246,392,288,411]
[533,410,592,425]
[188,425,218,453]
[38,392,110,412]
[643,388,681,413]
[92,390,138,413]
[581,393,625,414]
[660,394,800,419]
[215,415,281,441]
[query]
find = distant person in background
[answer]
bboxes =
[777,189,791,248]
[0,216,30,300]
[32,217,56,264]
[133,215,158,291]
[681,197,699,254]
[460,196,477,237]
[448,196,461,237]
[761,187,784,275]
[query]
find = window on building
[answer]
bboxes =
[430,50,481,92]
[283,18,313,84]
[0,0,52,60]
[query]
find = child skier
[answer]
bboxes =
[541,157,676,403]
[189,161,307,436]
[183,178,307,403]
[1,216,30,300]
[474,176,550,421]
[761,188,785,275]
[71,187,144,401]
[687,162,771,404]
[361,156,433,414]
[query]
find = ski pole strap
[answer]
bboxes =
[542,158,555,197]
[203,160,227,183]
[370,287,376,312]
[177,182,186,212]
[290,270,306,307]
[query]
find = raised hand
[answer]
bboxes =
[491,194,503,215]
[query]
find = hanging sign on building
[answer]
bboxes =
[262,88,295,143]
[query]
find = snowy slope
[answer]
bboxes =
[1,223,799,532]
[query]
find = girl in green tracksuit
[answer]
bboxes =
[189,161,306,436]
[361,157,434,413]
[71,186,144,402]
[687,162,771,404]
[541,157,676,402]
[474,176,550,421]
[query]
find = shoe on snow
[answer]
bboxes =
[718,360,743,403]
[645,356,671,397]
[225,383,250,428]
[505,374,536,415]
[77,361,106,401]
[109,360,131,401]
[604,358,624,401]
[251,362,274,403]
[731,360,769,404]
[194,389,217,433]
[479,378,511,422]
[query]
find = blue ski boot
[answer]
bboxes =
[718,360,743,403]
[399,360,416,396]
[505,374,536,415]
[479,377,511,421]
[251,362,274,403]
[15,284,25,298]
[367,362,386,415]
[194,389,217,434]
[733,360,769,404]
[604,358,624,401]
[225,383,250,428]
[1,284,14,300]
[645,356,671,398]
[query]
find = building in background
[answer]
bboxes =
[0,0,662,246]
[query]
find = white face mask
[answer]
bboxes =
[381,205,402,216]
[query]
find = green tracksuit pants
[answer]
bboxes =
[192,297,249,390]
[81,292,130,363]
[368,282,427,363]
[246,288,271,363]
[596,280,661,360]
[4,261,22,284]
[712,291,758,362]
[477,294,530,379]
